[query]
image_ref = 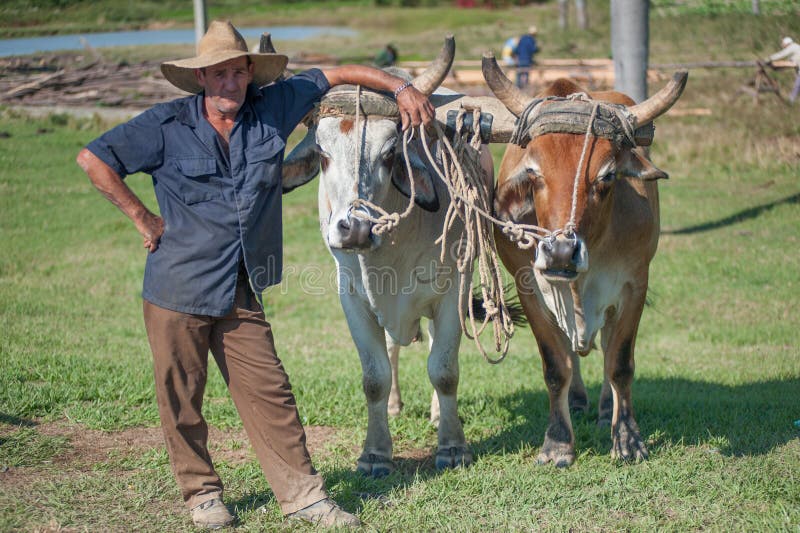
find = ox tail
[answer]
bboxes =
[471,284,528,328]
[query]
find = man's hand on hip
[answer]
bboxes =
[136,212,164,253]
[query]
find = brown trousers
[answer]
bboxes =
[142,275,327,514]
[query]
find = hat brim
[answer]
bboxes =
[161,51,289,93]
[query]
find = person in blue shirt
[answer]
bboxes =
[501,36,519,67]
[514,25,540,89]
[76,20,434,530]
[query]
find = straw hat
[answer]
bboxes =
[528,25,538,35]
[161,20,288,94]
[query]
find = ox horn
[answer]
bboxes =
[481,52,531,117]
[411,35,456,96]
[259,32,294,81]
[628,70,689,126]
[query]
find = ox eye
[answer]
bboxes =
[598,171,616,183]
[525,168,545,191]
[525,167,542,179]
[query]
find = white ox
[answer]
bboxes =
[281,37,493,475]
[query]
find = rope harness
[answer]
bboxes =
[330,88,641,361]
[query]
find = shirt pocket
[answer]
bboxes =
[246,134,286,191]
[174,157,221,204]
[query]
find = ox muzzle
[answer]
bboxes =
[329,205,377,251]
[533,234,589,281]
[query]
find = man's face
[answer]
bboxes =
[196,57,254,116]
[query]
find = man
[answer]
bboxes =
[76,20,434,529]
[767,36,800,104]
[514,25,539,90]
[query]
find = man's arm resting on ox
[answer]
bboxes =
[76,148,164,252]
[321,65,435,131]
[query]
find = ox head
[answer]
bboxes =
[482,53,687,282]
[282,37,455,251]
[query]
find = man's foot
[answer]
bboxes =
[190,498,235,530]
[287,498,361,528]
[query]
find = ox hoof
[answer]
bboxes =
[611,422,649,462]
[536,441,575,468]
[435,446,473,470]
[388,401,404,417]
[357,453,394,478]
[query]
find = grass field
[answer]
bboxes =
[1,2,800,532]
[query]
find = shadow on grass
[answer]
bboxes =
[469,376,800,460]
[662,192,800,235]
[0,413,37,427]
[228,460,438,517]
[226,376,800,516]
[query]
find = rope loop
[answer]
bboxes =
[501,221,537,249]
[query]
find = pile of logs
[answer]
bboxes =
[0,55,185,109]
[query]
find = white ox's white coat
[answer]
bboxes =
[315,112,488,469]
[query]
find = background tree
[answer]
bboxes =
[559,0,589,30]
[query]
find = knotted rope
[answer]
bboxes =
[420,110,515,362]
[350,85,417,235]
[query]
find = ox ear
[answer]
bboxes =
[619,147,668,181]
[282,128,320,193]
[391,148,439,212]
[494,169,535,223]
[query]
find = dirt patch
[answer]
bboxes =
[0,420,346,489]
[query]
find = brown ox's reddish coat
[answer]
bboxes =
[494,79,666,465]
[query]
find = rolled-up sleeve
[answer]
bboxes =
[86,106,165,178]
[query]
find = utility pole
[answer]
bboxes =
[575,0,588,30]
[193,0,208,47]
[611,0,649,102]
[752,0,760,15]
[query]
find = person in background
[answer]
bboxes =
[514,25,540,89]
[501,36,519,67]
[375,44,398,67]
[767,36,800,104]
[76,20,434,530]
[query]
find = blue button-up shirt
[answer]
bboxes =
[87,69,330,316]
[515,34,539,67]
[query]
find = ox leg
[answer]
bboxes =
[597,373,613,427]
[385,331,403,417]
[342,300,395,477]
[509,265,576,467]
[429,303,471,470]
[427,320,440,428]
[568,352,590,414]
[535,341,576,468]
[602,292,649,462]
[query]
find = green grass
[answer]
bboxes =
[1,5,800,532]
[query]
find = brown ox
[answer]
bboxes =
[482,55,687,465]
